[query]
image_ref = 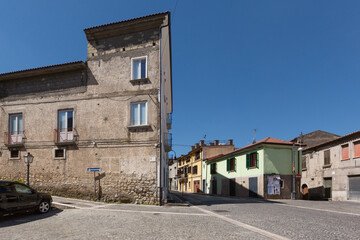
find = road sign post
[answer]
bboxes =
[87,168,101,199]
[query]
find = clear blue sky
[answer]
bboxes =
[1,1,359,156]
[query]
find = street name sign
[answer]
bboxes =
[87,168,101,172]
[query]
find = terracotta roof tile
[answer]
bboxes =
[205,137,295,163]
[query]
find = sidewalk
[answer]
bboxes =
[166,191,189,206]
[52,196,108,209]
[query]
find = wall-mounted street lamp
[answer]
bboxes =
[24,152,34,186]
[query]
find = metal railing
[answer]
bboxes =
[4,131,26,145]
[54,128,78,144]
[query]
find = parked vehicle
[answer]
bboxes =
[0,180,52,217]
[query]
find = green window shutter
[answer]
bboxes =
[227,159,230,171]
[246,154,250,168]
[256,152,259,168]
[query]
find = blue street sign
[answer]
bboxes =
[87,168,101,172]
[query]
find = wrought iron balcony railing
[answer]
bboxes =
[4,131,26,146]
[54,128,78,145]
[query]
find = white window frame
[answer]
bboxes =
[58,109,74,132]
[53,148,66,160]
[130,102,148,126]
[9,149,21,160]
[9,113,23,134]
[131,56,148,80]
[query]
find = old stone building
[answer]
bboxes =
[0,12,173,205]
[301,130,360,201]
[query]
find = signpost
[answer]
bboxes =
[87,168,102,199]
[296,174,302,180]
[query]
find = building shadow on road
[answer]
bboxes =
[0,207,63,228]
[171,191,285,207]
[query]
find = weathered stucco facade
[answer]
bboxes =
[0,12,173,205]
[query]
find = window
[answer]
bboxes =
[192,166,198,175]
[131,102,147,126]
[10,150,19,159]
[302,156,307,169]
[59,110,73,131]
[0,184,12,194]
[227,158,236,172]
[210,163,217,174]
[186,157,190,163]
[9,113,23,144]
[9,114,23,134]
[14,184,32,194]
[342,144,349,160]
[58,110,74,142]
[354,141,360,158]
[188,166,192,174]
[131,56,147,80]
[324,150,331,165]
[195,152,200,159]
[246,152,258,169]
[55,149,65,159]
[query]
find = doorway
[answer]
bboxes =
[302,184,309,200]
[229,179,236,196]
[211,180,217,195]
[194,180,200,193]
[249,177,258,197]
[324,178,332,199]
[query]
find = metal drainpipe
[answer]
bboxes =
[292,143,296,200]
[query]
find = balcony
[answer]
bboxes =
[54,128,78,145]
[164,132,172,152]
[4,131,26,147]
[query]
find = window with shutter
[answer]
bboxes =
[354,141,360,158]
[255,152,259,168]
[246,154,250,168]
[342,144,349,160]
[227,159,230,171]
[324,150,330,165]
[247,152,258,168]
[211,163,217,174]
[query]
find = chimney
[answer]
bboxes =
[228,139,233,145]
[195,143,200,149]
[191,146,195,151]
[200,140,205,146]
[214,140,219,146]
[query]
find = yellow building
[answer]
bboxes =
[176,140,235,193]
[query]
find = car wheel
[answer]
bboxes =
[38,200,50,214]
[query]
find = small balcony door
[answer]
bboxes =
[58,110,73,142]
[9,114,23,144]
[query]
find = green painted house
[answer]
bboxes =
[204,137,301,199]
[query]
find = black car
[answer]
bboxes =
[0,180,52,217]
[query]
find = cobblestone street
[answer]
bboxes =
[0,194,359,240]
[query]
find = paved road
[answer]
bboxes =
[0,194,359,240]
[174,192,360,240]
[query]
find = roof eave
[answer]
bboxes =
[84,12,169,41]
[0,61,86,81]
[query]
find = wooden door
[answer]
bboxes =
[194,180,200,193]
